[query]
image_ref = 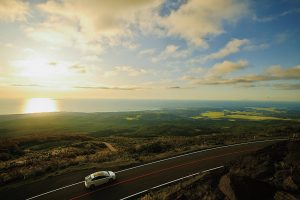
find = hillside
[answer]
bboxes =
[140,140,300,200]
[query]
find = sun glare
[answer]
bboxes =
[23,98,58,114]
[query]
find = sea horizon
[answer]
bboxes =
[1,98,299,115]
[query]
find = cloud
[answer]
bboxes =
[166,86,194,89]
[0,0,29,22]
[267,65,300,79]
[28,0,248,53]
[37,0,159,35]
[207,60,248,77]
[189,67,204,74]
[139,48,156,56]
[190,38,269,64]
[104,66,148,77]
[252,8,300,22]
[274,32,290,44]
[11,84,43,87]
[10,83,142,90]
[203,38,249,62]
[25,18,104,54]
[74,86,141,90]
[244,43,269,51]
[30,0,161,52]
[273,83,300,90]
[152,44,189,62]
[160,0,248,47]
[183,74,271,85]
[183,64,300,85]
[167,86,181,89]
[69,64,87,73]
[48,62,57,66]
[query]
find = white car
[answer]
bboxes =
[84,171,116,189]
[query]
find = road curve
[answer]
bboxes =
[0,139,284,200]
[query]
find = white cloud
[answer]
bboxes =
[0,0,29,22]
[30,0,162,52]
[208,60,248,77]
[160,0,248,47]
[204,39,249,61]
[25,17,104,54]
[189,38,249,64]
[26,0,248,54]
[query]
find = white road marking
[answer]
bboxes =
[25,138,286,200]
[120,165,224,200]
[115,138,286,173]
[25,181,84,200]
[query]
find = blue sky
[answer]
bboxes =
[0,0,299,100]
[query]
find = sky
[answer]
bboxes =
[0,0,300,101]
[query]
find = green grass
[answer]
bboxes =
[194,110,290,121]
[226,114,283,121]
[200,111,224,119]
[125,114,141,121]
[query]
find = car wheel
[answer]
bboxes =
[90,184,95,190]
[109,178,113,182]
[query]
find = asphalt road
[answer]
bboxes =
[0,139,284,200]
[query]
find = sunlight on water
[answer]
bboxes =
[23,98,58,113]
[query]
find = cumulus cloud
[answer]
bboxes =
[38,0,160,34]
[25,18,104,54]
[0,0,29,22]
[31,0,161,50]
[207,60,248,77]
[27,0,248,53]
[104,66,148,77]
[160,0,248,47]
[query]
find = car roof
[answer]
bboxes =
[91,171,109,179]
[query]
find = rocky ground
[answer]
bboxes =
[140,140,300,200]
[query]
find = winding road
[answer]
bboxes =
[0,139,285,200]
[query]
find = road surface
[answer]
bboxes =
[0,139,284,200]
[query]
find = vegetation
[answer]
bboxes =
[193,109,289,121]
[0,106,299,189]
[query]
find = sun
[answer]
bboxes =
[23,98,58,113]
[12,54,79,89]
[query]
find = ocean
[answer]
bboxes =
[0,99,299,115]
